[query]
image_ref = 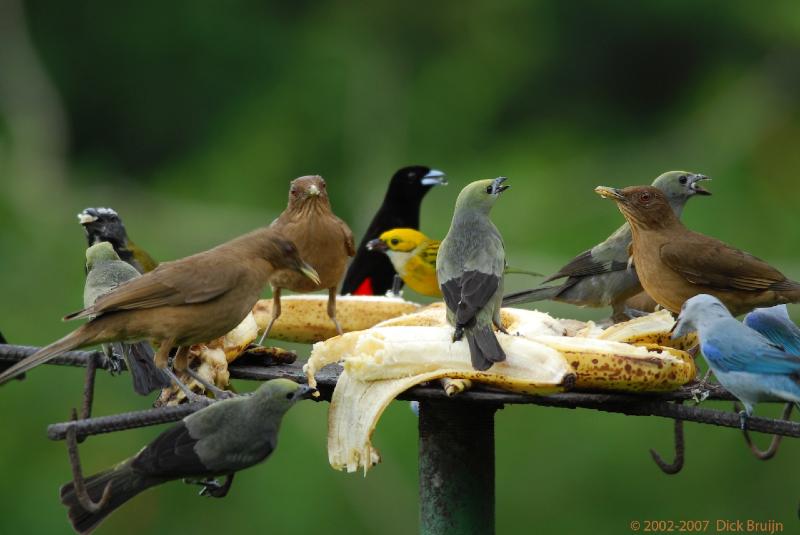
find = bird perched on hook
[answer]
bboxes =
[260,175,355,343]
[596,185,800,316]
[0,227,319,386]
[78,207,158,274]
[503,171,711,322]
[744,305,800,355]
[83,242,171,395]
[342,166,446,296]
[60,379,316,535]
[438,177,509,371]
[672,294,800,429]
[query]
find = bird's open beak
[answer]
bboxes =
[298,262,321,285]
[689,174,712,196]
[594,186,625,201]
[307,184,321,197]
[295,385,318,399]
[421,169,448,186]
[366,238,388,252]
[77,212,98,225]
[491,176,509,194]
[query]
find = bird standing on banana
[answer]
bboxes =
[83,242,171,395]
[0,227,319,386]
[503,171,711,321]
[438,177,509,371]
[260,175,355,343]
[596,185,800,316]
[78,207,158,274]
[672,294,800,429]
[60,379,315,535]
[342,166,446,296]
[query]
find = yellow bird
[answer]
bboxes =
[367,228,442,297]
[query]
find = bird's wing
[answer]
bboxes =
[659,238,793,292]
[67,253,242,320]
[131,421,209,478]
[441,270,500,327]
[702,339,800,375]
[543,249,628,283]
[418,241,440,270]
[334,215,356,257]
[744,308,800,355]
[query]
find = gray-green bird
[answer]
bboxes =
[60,379,315,535]
[83,242,171,395]
[437,177,509,371]
[502,171,711,321]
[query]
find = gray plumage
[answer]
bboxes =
[84,242,170,395]
[60,379,314,534]
[437,178,509,370]
[502,171,711,320]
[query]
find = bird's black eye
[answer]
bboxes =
[390,238,400,245]
[286,392,294,399]
[679,175,688,185]
[485,185,493,194]
[639,192,651,203]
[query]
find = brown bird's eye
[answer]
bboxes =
[639,192,651,203]
[291,189,298,196]
[679,175,688,185]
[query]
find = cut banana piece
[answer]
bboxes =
[596,309,698,350]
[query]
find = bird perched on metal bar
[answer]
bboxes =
[438,177,509,371]
[260,175,355,343]
[78,207,158,274]
[672,294,800,429]
[596,185,800,316]
[744,305,800,355]
[0,227,319,387]
[83,242,171,395]
[60,379,315,535]
[342,166,446,296]
[503,171,711,322]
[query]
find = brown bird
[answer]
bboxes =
[0,227,320,386]
[260,175,355,343]
[595,185,800,316]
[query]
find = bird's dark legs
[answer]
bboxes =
[738,410,749,431]
[186,473,235,498]
[327,287,343,335]
[257,287,281,345]
[103,344,124,375]
[389,274,404,297]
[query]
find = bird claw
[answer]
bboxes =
[190,474,234,498]
[690,387,710,404]
[739,410,749,431]
[453,326,464,342]
[106,356,124,376]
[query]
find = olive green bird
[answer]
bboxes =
[83,242,171,395]
[502,171,711,321]
[437,177,510,371]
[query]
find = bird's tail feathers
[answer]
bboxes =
[60,461,157,535]
[0,323,100,386]
[502,285,562,307]
[465,324,506,371]
[120,342,171,395]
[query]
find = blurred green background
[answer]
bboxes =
[1,0,800,533]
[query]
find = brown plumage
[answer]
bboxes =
[261,175,355,341]
[0,227,319,385]
[596,185,800,316]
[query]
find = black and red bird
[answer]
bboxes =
[341,166,446,296]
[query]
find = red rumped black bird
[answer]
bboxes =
[341,166,446,296]
[78,207,158,274]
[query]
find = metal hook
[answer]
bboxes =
[66,408,113,513]
[650,402,685,474]
[733,402,793,460]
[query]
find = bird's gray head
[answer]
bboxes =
[85,241,122,271]
[671,294,731,340]
[454,177,509,214]
[652,171,712,214]
[253,379,317,410]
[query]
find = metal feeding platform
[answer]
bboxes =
[1,344,799,534]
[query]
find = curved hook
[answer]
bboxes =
[734,402,793,460]
[66,408,113,513]
[649,403,685,475]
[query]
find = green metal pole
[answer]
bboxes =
[419,400,499,535]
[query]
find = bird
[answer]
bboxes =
[437,177,509,371]
[0,227,320,386]
[82,242,171,395]
[366,228,442,297]
[672,294,800,429]
[595,185,800,316]
[744,305,800,355]
[502,171,711,321]
[341,166,446,296]
[260,175,355,343]
[78,207,158,274]
[60,378,315,535]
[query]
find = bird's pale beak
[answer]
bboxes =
[366,238,389,252]
[295,385,318,399]
[78,212,98,225]
[306,184,321,196]
[689,174,712,196]
[421,169,448,186]
[491,176,509,194]
[594,186,625,201]
[298,262,321,285]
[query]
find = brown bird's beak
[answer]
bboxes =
[688,174,712,196]
[491,176,510,194]
[594,186,625,201]
[306,184,321,197]
[366,238,388,252]
[298,261,321,285]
